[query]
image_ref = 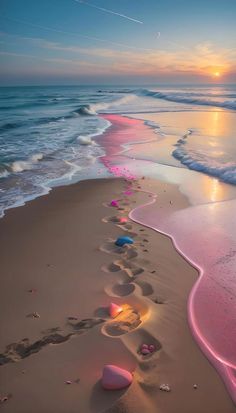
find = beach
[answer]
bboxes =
[0,176,235,413]
[1,0,236,407]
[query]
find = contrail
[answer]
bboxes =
[74,0,143,24]
[3,16,155,51]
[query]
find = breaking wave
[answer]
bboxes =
[10,153,44,173]
[173,146,236,184]
[137,89,236,110]
[73,105,98,116]
[77,135,95,145]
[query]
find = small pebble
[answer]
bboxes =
[193,384,198,389]
[159,384,171,392]
[65,380,72,385]
[27,312,40,319]
[0,396,8,403]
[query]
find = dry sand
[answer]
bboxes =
[0,177,235,413]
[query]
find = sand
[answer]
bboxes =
[0,177,235,413]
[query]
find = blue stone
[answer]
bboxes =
[115,236,134,247]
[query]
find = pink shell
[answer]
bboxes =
[110,200,118,207]
[141,344,149,350]
[102,365,133,390]
[149,345,155,352]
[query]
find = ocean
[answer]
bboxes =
[0,84,236,216]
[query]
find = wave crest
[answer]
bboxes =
[173,146,236,184]
[10,153,43,173]
[77,135,95,145]
[74,105,97,116]
[137,89,236,110]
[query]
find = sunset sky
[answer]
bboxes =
[0,0,236,85]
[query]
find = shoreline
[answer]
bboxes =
[0,176,235,412]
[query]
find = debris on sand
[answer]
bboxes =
[160,384,171,392]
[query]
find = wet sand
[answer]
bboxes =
[0,177,235,412]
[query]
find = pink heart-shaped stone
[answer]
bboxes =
[102,365,133,390]
[109,302,122,318]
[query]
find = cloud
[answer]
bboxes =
[1,32,236,80]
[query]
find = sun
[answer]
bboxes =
[213,71,220,77]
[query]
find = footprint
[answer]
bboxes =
[117,223,133,232]
[122,328,162,361]
[125,248,138,260]
[101,262,121,273]
[105,282,136,297]
[102,304,142,337]
[114,259,144,278]
[0,318,105,366]
[135,280,154,296]
[100,241,126,255]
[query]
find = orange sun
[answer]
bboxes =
[213,71,220,77]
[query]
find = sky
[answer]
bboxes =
[0,0,236,85]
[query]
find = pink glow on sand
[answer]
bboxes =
[129,193,236,403]
[98,114,157,180]
[98,114,236,403]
